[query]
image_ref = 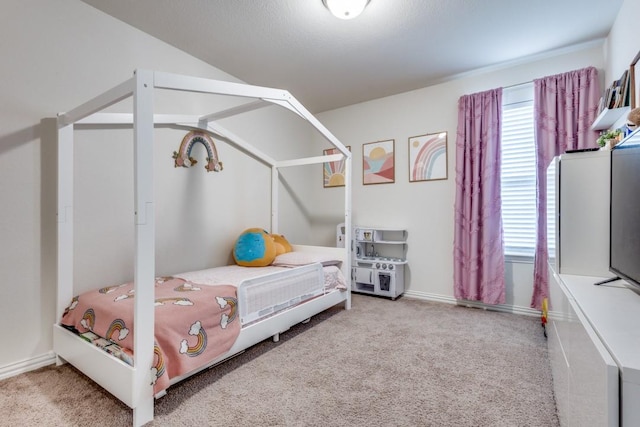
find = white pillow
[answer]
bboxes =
[271,251,342,267]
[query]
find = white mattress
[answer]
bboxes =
[175,264,289,286]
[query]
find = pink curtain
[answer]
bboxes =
[453,88,505,305]
[531,66,601,309]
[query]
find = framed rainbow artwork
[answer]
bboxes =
[323,146,350,188]
[408,131,448,182]
[363,139,395,185]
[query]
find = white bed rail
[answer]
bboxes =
[238,263,325,325]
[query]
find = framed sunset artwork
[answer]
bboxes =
[363,139,395,185]
[323,146,350,188]
[408,132,448,182]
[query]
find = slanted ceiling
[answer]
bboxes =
[81,0,622,112]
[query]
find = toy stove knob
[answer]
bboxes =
[375,263,381,269]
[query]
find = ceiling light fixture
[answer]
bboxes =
[322,0,371,20]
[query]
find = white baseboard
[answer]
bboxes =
[402,290,542,318]
[0,352,57,381]
[547,310,571,322]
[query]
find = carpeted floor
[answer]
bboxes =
[0,294,559,426]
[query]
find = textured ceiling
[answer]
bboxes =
[81,0,622,113]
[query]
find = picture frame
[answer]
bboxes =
[362,139,395,185]
[630,50,640,109]
[323,146,350,188]
[408,131,448,182]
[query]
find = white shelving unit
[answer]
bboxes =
[351,227,407,299]
[591,106,630,130]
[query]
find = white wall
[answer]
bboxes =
[605,0,640,95]
[314,44,605,311]
[0,0,317,373]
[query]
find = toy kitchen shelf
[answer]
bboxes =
[352,227,407,300]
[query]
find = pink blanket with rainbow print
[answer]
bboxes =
[60,276,240,394]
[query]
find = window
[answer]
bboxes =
[501,84,536,258]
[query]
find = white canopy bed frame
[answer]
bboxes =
[54,69,352,426]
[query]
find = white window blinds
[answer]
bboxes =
[501,84,536,257]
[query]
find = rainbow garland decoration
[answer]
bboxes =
[173,130,223,172]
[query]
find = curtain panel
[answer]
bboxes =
[531,66,601,309]
[453,88,506,305]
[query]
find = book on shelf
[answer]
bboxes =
[598,70,631,115]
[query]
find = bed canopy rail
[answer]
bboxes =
[72,114,346,170]
[56,69,351,427]
[57,77,136,127]
[63,70,350,157]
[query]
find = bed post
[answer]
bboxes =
[132,69,155,427]
[56,122,74,364]
[271,166,279,233]
[344,155,352,310]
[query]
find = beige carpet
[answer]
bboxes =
[0,294,559,426]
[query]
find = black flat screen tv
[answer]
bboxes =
[610,142,640,292]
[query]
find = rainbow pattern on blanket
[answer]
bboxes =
[80,308,95,331]
[173,130,223,172]
[152,344,166,383]
[217,296,238,327]
[180,321,207,357]
[173,283,201,292]
[99,283,128,294]
[106,318,129,341]
[60,277,241,395]
[154,297,193,307]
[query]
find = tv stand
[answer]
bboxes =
[549,269,640,426]
[594,276,621,286]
